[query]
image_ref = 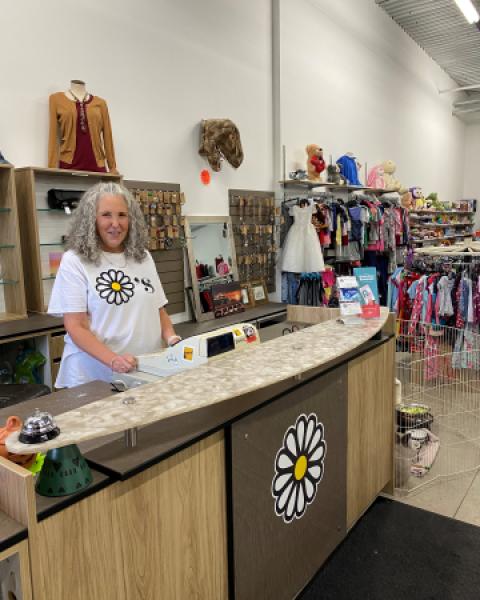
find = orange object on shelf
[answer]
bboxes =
[0,415,36,468]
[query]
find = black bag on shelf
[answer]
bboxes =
[47,189,84,211]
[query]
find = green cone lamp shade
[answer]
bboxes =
[36,444,93,497]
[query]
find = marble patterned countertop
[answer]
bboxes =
[6,309,389,453]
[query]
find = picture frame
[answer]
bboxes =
[240,282,255,308]
[211,281,245,319]
[250,279,269,305]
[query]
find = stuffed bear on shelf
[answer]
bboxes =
[306,144,326,182]
[382,159,403,192]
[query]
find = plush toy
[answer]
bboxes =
[199,119,244,172]
[425,192,444,210]
[366,165,385,189]
[327,163,345,185]
[381,160,402,192]
[400,191,413,210]
[0,416,36,468]
[410,187,425,210]
[306,144,326,182]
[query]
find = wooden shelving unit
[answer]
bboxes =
[0,165,27,322]
[15,167,121,313]
[408,208,474,247]
[280,179,385,193]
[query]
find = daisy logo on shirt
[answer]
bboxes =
[96,269,135,305]
[272,413,326,524]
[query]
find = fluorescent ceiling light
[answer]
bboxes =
[453,0,479,24]
[439,83,480,93]
[454,98,480,106]
[453,106,480,114]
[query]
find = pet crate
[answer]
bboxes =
[394,319,480,495]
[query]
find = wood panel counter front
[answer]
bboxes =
[0,311,395,600]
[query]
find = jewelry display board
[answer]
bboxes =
[0,165,27,321]
[15,167,121,313]
[229,189,279,293]
[124,180,186,316]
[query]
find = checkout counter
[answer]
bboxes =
[0,306,395,600]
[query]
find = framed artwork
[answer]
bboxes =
[211,281,245,318]
[250,279,269,305]
[240,282,255,308]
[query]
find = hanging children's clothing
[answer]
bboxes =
[282,201,325,273]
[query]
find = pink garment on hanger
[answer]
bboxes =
[408,277,426,337]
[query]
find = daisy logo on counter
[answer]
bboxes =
[96,269,135,305]
[272,413,326,523]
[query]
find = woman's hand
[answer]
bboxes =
[111,354,137,373]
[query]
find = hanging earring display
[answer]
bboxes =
[229,189,279,293]
[131,186,186,251]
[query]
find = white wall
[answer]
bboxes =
[463,125,480,230]
[1,0,273,216]
[275,0,467,201]
[1,0,474,316]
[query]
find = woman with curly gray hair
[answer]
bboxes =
[48,182,180,388]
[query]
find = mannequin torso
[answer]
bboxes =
[49,80,118,173]
[67,79,89,102]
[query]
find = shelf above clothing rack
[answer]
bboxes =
[279,180,387,193]
[408,210,474,216]
[415,241,480,256]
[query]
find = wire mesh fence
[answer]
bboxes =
[395,319,480,494]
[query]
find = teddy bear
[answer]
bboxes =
[381,160,402,192]
[306,144,326,182]
[327,163,346,185]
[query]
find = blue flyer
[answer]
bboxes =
[353,267,379,305]
[353,267,380,318]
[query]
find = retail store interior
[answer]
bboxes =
[1,0,480,598]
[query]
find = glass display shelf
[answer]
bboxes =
[0,279,18,285]
[41,275,57,281]
[0,244,15,249]
[39,242,65,247]
[0,208,11,213]
[36,208,72,213]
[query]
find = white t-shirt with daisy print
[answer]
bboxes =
[48,249,168,388]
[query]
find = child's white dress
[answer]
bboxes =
[282,203,325,273]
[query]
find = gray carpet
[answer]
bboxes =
[299,496,480,600]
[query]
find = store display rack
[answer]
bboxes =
[229,188,278,293]
[0,165,27,321]
[408,207,474,247]
[124,179,186,316]
[15,167,121,313]
[280,179,386,193]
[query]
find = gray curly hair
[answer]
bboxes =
[66,182,148,264]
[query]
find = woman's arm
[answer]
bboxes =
[64,313,136,372]
[159,307,181,346]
